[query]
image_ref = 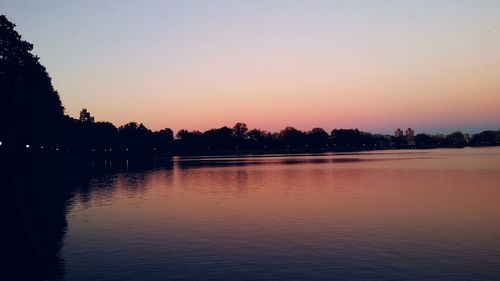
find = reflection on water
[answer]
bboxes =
[2,157,88,281]
[62,148,500,280]
[4,148,500,280]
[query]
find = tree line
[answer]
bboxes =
[14,117,500,158]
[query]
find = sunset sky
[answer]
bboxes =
[3,0,500,134]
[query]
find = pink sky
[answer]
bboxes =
[4,1,500,134]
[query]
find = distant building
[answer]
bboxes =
[395,128,404,138]
[405,128,415,141]
[79,108,94,123]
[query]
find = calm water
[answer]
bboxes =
[62,148,500,280]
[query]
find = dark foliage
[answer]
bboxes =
[415,134,438,148]
[279,127,306,149]
[1,15,64,148]
[307,128,329,149]
[470,130,500,146]
[331,129,364,149]
[445,131,467,147]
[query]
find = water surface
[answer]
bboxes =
[63,148,500,280]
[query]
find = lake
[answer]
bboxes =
[61,148,500,280]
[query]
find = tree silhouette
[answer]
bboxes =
[203,126,234,150]
[279,127,306,149]
[445,131,466,147]
[470,130,500,146]
[176,129,203,153]
[415,134,437,148]
[307,128,329,149]
[331,129,362,148]
[0,15,64,148]
[232,122,248,148]
[116,122,155,157]
[246,129,276,150]
[153,128,174,155]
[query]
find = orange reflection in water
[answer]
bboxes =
[65,147,500,280]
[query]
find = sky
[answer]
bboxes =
[2,0,500,134]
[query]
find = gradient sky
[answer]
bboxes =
[3,0,500,134]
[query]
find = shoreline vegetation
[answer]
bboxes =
[1,14,499,163]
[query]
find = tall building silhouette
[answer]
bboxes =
[79,108,94,123]
[406,128,415,141]
[395,128,404,138]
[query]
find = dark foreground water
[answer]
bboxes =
[58,148,500,280]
